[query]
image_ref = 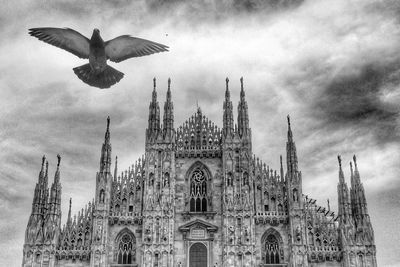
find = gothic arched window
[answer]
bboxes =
[190,169,207,212]
[116,232,136,264]
[264,234,280,264]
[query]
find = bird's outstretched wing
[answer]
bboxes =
[105,35,169,63]
[29,27,90,59]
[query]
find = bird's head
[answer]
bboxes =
[91,28,103,43]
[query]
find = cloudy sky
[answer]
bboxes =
[1,0,399,266]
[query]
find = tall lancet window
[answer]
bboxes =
[262,231,282,265]
[265,234,280,264]
[189,169,207,212]
[115,231,136,264]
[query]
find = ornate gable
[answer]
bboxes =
[176,108,222,158]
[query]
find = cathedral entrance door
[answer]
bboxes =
[189,242,208,267]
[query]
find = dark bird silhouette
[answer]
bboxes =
[29,28,169,89]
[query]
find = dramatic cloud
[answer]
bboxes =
[0,0,399,266]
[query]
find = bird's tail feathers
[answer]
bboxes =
[73,64,124,89]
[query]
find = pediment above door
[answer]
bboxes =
[178,219,218,241]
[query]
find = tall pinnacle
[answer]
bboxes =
[353,154,361,184]
[148,78,160,138]
[44,160,49,186]
[54,154,61,184]
[105,116,110,141]
[240,76,245,98]
[338,155,345,184]
[67,198,72,227]
[287,115,293,142]
[39,155,46,182]
[280,155,284,182]
[163,78,174,136]
[153,77,157,97]
[167,78,171,96]
[100,116,112,173]
[286,115,298,176]
[223,77,234,137]
[337,155,352,222]
[237,77,249,137]
[225,77,230,98]
[114,156,118,181]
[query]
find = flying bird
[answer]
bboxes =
[29,27,169,89]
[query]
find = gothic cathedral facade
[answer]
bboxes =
[22,78,377,267]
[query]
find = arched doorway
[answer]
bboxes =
[189,242,207,267]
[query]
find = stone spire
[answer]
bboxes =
[99,116,112,174]
[223,77,234,137]
[350,155,369,219]
[163,78,174,138]
[280,155,284,183]
[147,77,161,139]
[337,155,352,224]
[114,156,118,182]
[25,155,50,245]
[32,156,49,216]
[67,198,72,228]
[48,154,62,215]
[237,77,249,138]
[286,115,298,179]
[54,154,61,184]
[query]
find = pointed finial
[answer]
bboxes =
[153,77,156,90]
[67,197,72,224]
[280,155,283,168]
[42,155,46,166]
[287,115,293,141]
[114,156,118,181]
[327,199,330,211]
[337,155,342,168]
[240,77,244,97]
[353,154,357,168]
[106,116,110,130]
[225,77,230,98]
[350,161,353,173]
[57,154,61,167]
[168,78,171,91]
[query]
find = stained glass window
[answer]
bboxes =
[116,232,136,264]
[190,169,207,212]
